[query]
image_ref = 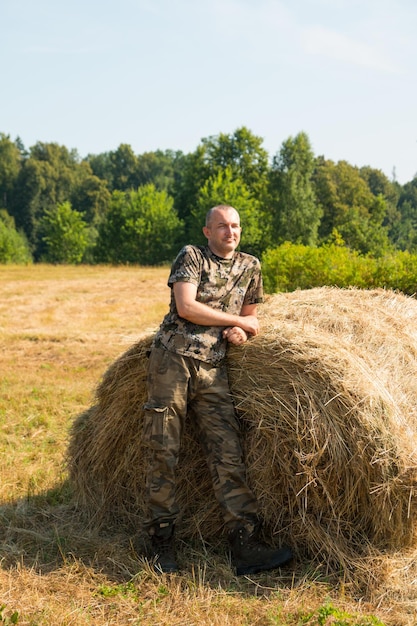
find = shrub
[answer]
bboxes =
[0,211,32,264]
[262,242,417,295]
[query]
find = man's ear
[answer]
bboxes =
[202,226,210,239]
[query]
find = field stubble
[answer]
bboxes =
[0,265,402,625]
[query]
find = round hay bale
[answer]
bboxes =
[67,287,417,581]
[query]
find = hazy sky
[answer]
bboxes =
[2,0,416,183]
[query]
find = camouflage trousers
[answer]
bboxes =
[143,346,259,531]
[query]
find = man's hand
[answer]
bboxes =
[237,314,259,336]
[223,326,249,345]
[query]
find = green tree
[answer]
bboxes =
[135,149,184,193]
[0,134,23,210]
[70,164,111,225]
[8,142,82,256]
[95,184,183,265]
[313,158,392,255]
[0,210,32,264]
[359,165,401,245]
[201,126,269,196]
[84,151,113,188]
[109,144,139,191]
[39,201,89,264]
[189,167,263,256]
[360,166,400,217]
[87,147,184,199]
[268,131,321,246]
[172,144,212,232]
[391,177,417,251]
[173,127,269,242]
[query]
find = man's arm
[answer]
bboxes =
[240,303,257,318]
[173,282,260,336]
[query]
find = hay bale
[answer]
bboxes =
[67,287,417,580]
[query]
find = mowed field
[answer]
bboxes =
[0,265,394,625]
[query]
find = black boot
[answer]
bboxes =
[148,520,179,573]
[228,525,293,576]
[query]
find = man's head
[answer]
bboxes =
[202,205,241,259]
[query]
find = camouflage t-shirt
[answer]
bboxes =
[152,245,263,365]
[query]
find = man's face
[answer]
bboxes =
[202,208,241,259]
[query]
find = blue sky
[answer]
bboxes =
[1,0,416,183]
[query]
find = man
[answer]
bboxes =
[143,205,292,575]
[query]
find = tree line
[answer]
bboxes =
[1,127,417,269]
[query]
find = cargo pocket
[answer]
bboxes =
[143,403,170,451]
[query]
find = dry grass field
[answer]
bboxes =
[0,264,409,625]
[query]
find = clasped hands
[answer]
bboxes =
[223,326,248,345]
[223,314,259,345]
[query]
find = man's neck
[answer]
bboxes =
[207,245,235,260]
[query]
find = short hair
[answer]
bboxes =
[205,205,239,226]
